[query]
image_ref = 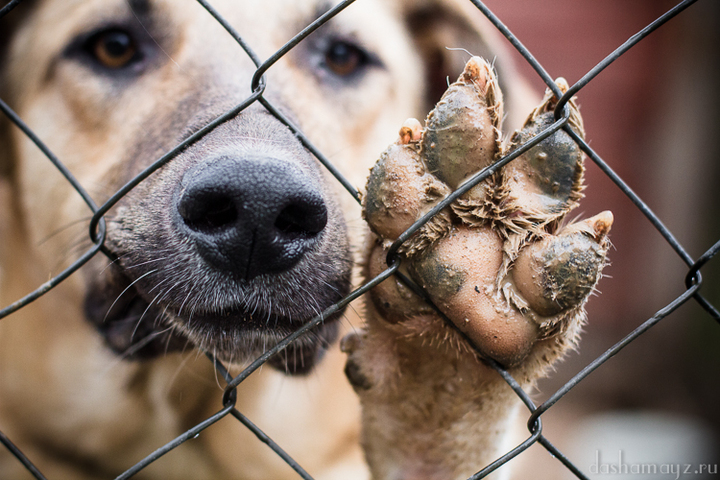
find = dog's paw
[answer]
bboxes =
[359,56,611,368]
[345,57,612,479]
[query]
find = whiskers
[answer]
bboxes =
[39,215,97,272]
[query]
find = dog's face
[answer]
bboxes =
[1,0,523,373]
[0,1,541,476]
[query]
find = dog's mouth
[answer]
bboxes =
[85,263,348,375]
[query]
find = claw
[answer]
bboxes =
[399,118,423,145]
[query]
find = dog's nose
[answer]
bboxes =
[175,156,328,279]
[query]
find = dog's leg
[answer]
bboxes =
[344,57,611,480]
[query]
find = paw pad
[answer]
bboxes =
[363,57,612,367]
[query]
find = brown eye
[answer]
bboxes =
[92,30,137,69]
[325,41,368,77]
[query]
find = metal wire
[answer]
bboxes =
[0,0,716,479]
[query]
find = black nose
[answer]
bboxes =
[175,156,328,280]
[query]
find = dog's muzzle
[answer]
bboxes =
[86,113,352,374]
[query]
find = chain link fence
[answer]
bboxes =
[0,0,717,478]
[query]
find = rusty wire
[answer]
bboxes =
[0,0,716,479]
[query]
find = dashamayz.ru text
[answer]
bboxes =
[590,451,717,479]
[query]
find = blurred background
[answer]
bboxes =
[479,0,720,477]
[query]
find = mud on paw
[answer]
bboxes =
[361,56,612,368]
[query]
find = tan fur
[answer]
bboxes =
[0,1,539,479]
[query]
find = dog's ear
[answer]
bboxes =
[402,0,537,131]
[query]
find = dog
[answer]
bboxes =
[0,1,597,479]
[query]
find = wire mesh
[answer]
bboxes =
[0,0,717,479]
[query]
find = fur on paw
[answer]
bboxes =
[357,56,612,369]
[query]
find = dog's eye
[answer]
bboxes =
[324,40,370,77]
[88,30,138,69]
